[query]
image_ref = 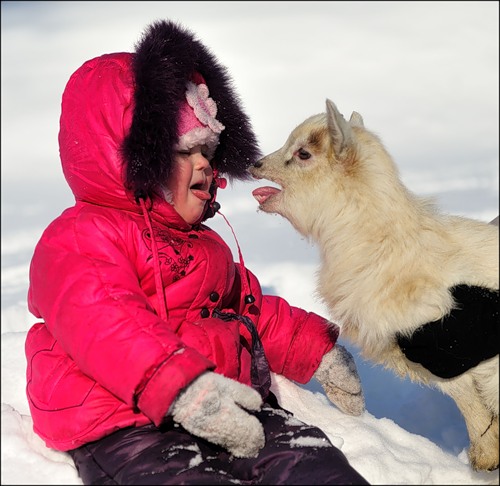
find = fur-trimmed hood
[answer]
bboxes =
[122,19,261,199]
[58,20,261,216]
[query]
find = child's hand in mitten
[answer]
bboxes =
[314,344,365,416]
[170,372,265,457]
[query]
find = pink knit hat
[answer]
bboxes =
[176,72,225,159]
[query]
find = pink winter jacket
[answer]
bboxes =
[25,53,337,451]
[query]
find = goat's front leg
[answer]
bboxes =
[438,373,498,471]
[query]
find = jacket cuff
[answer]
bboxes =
[136,348,215,425]
[283,314,339,383]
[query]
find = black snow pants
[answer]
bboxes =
[68,393,369,485]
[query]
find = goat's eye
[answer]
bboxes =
[297,148,311,160]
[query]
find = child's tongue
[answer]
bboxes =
[191,188,211,201]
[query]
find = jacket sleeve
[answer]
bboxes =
[28,208,214,425]
[240,266,338,384]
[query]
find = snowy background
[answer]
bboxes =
[1,1,498,484]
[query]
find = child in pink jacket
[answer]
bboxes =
[25,19,369,485]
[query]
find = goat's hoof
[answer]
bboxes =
[469,441,499,472]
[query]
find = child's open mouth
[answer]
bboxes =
[190,182,211,200]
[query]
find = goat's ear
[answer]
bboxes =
[326,99,354,156]
[349,111,364,128]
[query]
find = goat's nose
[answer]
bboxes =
[252,159,263,168]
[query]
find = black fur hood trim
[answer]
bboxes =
[121,19,261,199]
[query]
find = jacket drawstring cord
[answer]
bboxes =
[213,308,271,399]
[139,197,168,321]
[215,208,270,399]
[217,210,256,306]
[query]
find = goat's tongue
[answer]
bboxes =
[252,186,281,204]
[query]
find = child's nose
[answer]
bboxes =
[194,153,211,169]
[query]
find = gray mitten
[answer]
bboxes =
[314,344,365,416]
[170,372,265,458]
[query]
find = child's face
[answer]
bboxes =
[165,146,214,224]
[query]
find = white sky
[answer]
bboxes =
[1,2,499,484]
